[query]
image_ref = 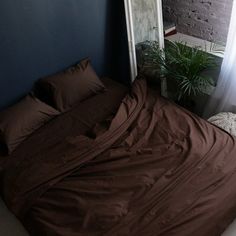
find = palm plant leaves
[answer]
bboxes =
[143,40,216,100]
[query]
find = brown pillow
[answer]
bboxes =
[0,94,60,154]
[34,58,106,112]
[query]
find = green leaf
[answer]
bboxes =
[143,40,217,99]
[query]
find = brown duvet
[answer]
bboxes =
[1,78,236,236]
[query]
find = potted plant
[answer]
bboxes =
[143,40,217,110]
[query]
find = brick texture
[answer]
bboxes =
[163,0,233,45]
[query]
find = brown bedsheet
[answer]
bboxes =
[1,79,236,236]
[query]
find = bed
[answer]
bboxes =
[1,76,236,236]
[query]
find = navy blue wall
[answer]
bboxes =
[0,0,129,110]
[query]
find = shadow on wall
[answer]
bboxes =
[105,1,130,85]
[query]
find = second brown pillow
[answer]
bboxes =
[34,59,105,112]
[0,94,60,154]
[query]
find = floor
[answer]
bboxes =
[223,219,236,236]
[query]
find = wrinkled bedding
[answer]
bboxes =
[1,78,236,236]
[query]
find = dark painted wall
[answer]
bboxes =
[0,0,129,110]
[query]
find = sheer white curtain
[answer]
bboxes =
[204,0,236,118]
